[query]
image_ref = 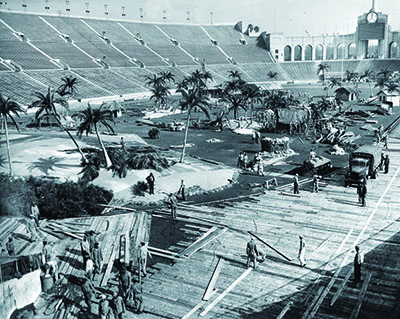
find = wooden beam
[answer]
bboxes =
[182,228,227,258]
[301,287,324,319]
[100,245,116,287]
[148,250,181,260]
[99,204,136,212]
[124,230,130,265]
[181,227,216,256]
[181,290,218,319]
[202,257,224,301]
[248,231,292,262]
[279,191,301,198]
[276,301,293,319]
[350,272,372,319]
[199,267,253,317]
[45,224,83,240]
[148,246,180,257]
[330,270,352,306]
[307,234,336,261]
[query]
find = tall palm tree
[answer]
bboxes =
[316,63,329,81]
[385,81,400,94]
[377,69,392,81]
[150,83,170,110]
[145,74,165,87]
[375,77,387,91]
[221,93,247,119]
[360,70,375,97]
[326,77,342,96]
[177,87,210,163]
[267,71,278,81]
[29,87,88,163]
[228,70,242,80]
[159,71,175,83]
[74,104,115,168]
[0,94,24,175]
[57,75,79,97]
[242,84,261,119]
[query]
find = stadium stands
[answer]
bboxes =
[1,11,399,103]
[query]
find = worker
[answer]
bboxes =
[92,242,103,280]
[237,152,244,168]
[243,152,248,170]
[298,236,306,267]
[312,174,321,193]
[31,202,40,227]
[146,172,155,195]
[86,257,94,280]
[309,149,317,162]
[111,290,126,319]
[246,237,259,269]
[138,241,151,279]
[382,133,388,149]
[120,137,126,151]
[359,181,367,207]
[293,174,300,194]
[354,246,364,284]
[255,153,264,176]
[80,276,97,313]
[118,265,131,302]
[168,193,178,219]
[384,154,390,174]
[131,277,144,313]
[81,235,91,269]
[6,237,15,256]
[178,179,187,201]
[99,295,110,319]
[87,230,96,256]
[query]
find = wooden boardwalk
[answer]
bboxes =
[137,135,400,319]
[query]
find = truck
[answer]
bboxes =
[345,145,383,187]
[302,155,332,176]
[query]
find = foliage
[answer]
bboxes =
[108,148,129,178]
[56,76,79,98]
[78,153,101,184]
[148,128,160,139]
[131,181,149,197]
[267,71,278,80]
[126,151,170,172]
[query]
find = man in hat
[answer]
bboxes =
[246,237,259,269]
[111,290,126,319]
[131,277,144,313]
[99,294,110,319]
[293,174,300,194]
[138,242,151,279]
[354,246,364,284]
[31,202,40,228]
[80,276,97,313]
[118,265,131,302]
[92,241,103,280]
[298,236,306,267]
[81,234,91,269]
[312,174,321,193]
[146,172,155,195]
[6,237,15,256]
[168,193,178,219]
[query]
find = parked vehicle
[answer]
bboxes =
[345,145,382,187]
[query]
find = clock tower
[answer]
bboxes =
[356,0,388,59]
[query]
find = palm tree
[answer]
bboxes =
[29,87,88,163]
[228,70,242,80]
[221,93,247,119]
[74,104,115,168]
[79,154,101,184]
[377,69,392,81]
[57,75,79,98]
[385,81,400,94]
[150,83,170,110]
[159,71,175,83]
[316,63,329,81]
[145,74,165,87]
[360,70,375,97]
[242,84,261,119]
[0,94,24,175]
[267,71,278,81]
[326,77,342,96]
[177,87,210,163]
[375,77,387,91]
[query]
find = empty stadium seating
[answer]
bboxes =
[203,25,243,45]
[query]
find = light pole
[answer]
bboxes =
[187,11,191,23]
[22,0,27,12]
[65,0,70,15]
[139,8,144,22]
[44,0,50,13]
[85,2,90,16]
[163,9,167,22]
[210,11,213,25]
[121,6,126,18]
[104,4,108,18]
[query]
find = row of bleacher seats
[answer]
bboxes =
[280,62,317,81]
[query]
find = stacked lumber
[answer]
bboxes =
[180,227,227,258]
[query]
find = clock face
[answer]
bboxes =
[367,12,378,23]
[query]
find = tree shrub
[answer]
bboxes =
[131,181,149,196]
[148,128,160,139]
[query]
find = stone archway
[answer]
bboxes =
[294,45,302,61]
[284,45,292,61]
[326,44,334,60]
[305,44,313,60]
[315,44,324,60]
[348,42,357,59]
[337,43,345,59]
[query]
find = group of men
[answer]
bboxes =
[237,152,264,176]
[80,230,103,280]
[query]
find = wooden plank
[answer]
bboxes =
[46,224,83,240]
[148,250,181,260]
[184,228,227,258]
[279,191,301,198]
[99,204,136,212]
[125,229,130,265]
[199,267,253,317]
[182,290,218,319]
[307,234,336,261]
[100,244,116,287]
[248,231,292,262]
[276,301,293,319]
[349,272,372,319]
[202,257,224,301]
[330,269,352,306]
[148,246,180,257]
[181,227,217,256]
[301,287,324,319]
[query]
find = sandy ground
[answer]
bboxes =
[0,126,235,204]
